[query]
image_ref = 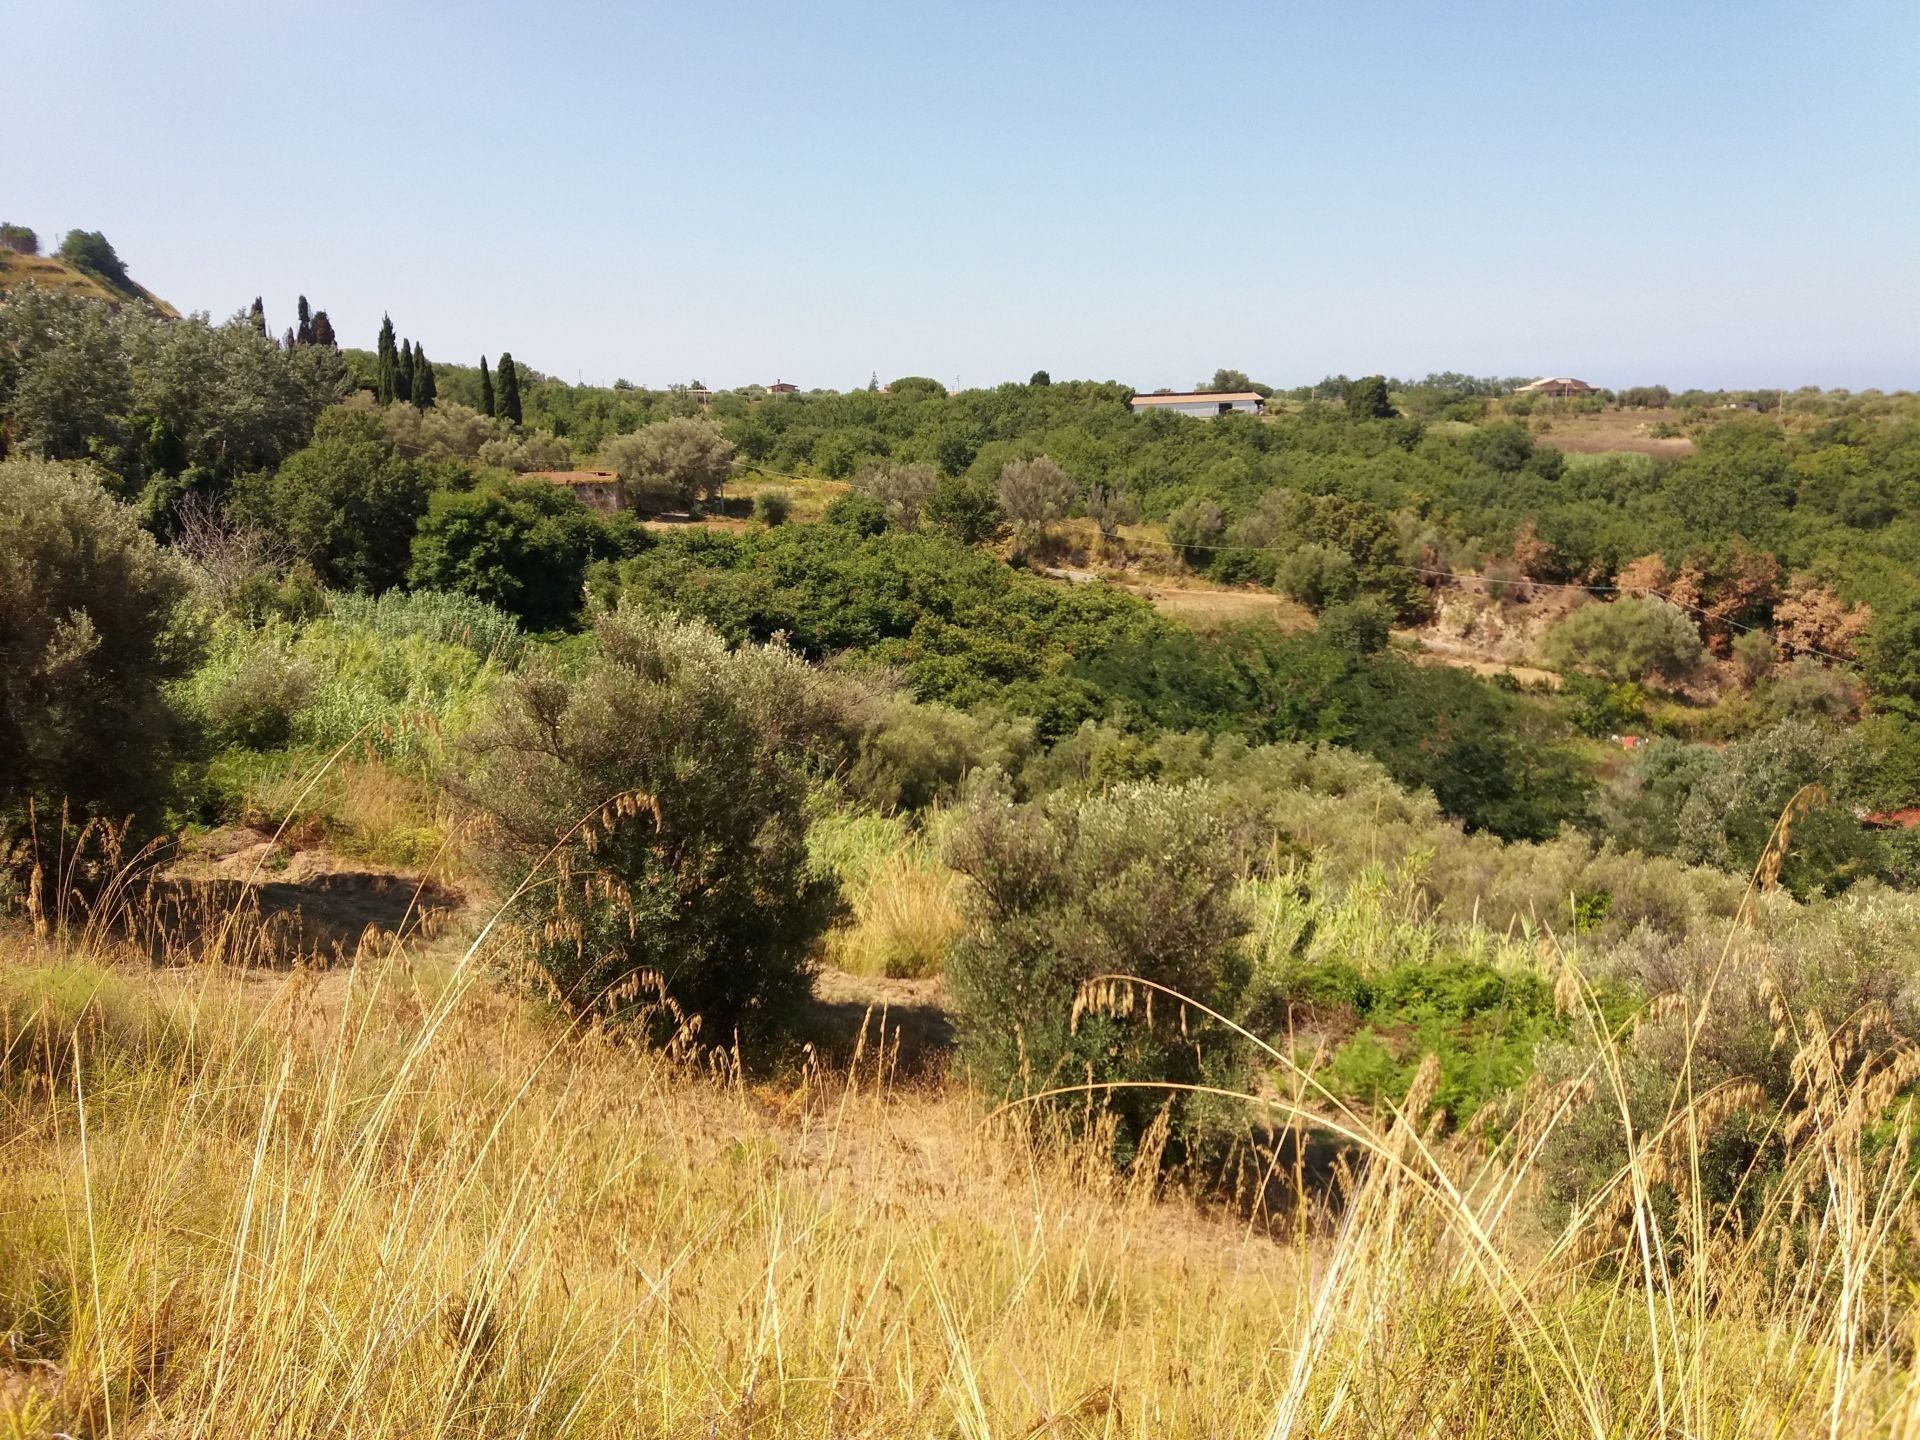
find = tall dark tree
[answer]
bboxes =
[396,336,415,404]
[496,352,522,425]
[1346,375,1395,420]
[295,295,313,347]
[311,310,337,348]
[412,341,436,409]
[248,296,267,336]
[376,314,398,403]
[479,356,495,417]
[282,326,296,351]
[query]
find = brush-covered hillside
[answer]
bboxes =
[0,225,176,316]
[8,285,1920,1435]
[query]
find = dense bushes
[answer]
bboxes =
[0,289,344,494]
[1597,719,1881,895]
[233,408,438,591]
[1538,888,1920,1229]
[591,522,1159,727]
[1076,623,1589,839]
[408,477,617,630]
[454,611,846,1042]
[0,459,202,834]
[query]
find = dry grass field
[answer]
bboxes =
[1523,409,1699,457]
[0,252,178,316]
[3,846,1920,1438]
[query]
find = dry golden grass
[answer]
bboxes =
[823,842,964,981]
[0,941,1301,1438]
[3,802,1919,1437]
[0,252,179,317]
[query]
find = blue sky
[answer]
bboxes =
[7,0,1917,391]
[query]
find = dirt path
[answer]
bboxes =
[1398,634,1562,687]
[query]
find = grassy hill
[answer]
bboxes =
[0,249,178,316]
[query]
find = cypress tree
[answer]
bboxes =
[413,342,436,408]
[282,326,296,351]
[249,296,267,335]
[376,314,397,403]
[496,352,522,425]
[396,337,414,404]
[479,356,495,417]
[311,310,337,348]
[295,295,313,346]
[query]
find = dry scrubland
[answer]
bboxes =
[4,855,1920,1439]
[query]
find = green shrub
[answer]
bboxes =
[454,610,848,1044]
[1275,544,1357,611]
[231,408,434,592]
[921,473,1001,544]
[1542,597,1707,687]
[1563,674,1650,737]
[1318,597,1393,655]
[183,612,504,778]
[754,488,793,526]
[0,458,202,835]
[202,647,315,750]
[408,478,607,630]
[945,782,1253,1163]
[1538,889,1920,1230]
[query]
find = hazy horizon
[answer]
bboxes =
[8,0,1917,393]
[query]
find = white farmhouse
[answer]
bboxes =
[1129,390,1265,418]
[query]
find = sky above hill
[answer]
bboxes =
[7,0,1918,392]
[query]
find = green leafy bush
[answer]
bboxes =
[232,408,434,591]
[753,488,793,526]
[408,477,608,630]
[0,459,202,835]
[921,473,1001,543]
[1542,597,1707,687]
[945,781,1253,1163]
[1275,544,1357,611]
[454,610,848,1043]
[201,648,315,750]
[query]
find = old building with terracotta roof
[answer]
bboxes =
[527,469,625,514]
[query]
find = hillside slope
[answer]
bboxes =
[0,249,178,316]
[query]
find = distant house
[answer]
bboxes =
[767,379,799,394]
[1515,377,1598,397]
[1128,390,1265,418]
[528,469,625,515]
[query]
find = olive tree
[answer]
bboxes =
[599,417,734,512]
[997,455,1073,549]
[855,461,939,530]
[1542,597,1707,687]
[1084,481,1140,548]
